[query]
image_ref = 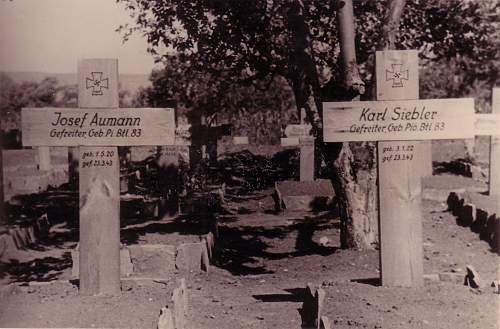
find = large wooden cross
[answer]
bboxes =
[22,59,175,295]
[323,50,498,287]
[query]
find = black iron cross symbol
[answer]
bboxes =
[386,64,409,88]
[86,72,109,96]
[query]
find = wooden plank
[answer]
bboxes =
[78,58,120,296]
[378,141,424,286]
[0,147,3,225]
[78,58,119,108]
[38,147,51,171]
[376,50,423,288]
[22,107,175,146]
[299,136,314,181]
[285,124,312,137]
[491,88,500,198]
[323,98,475,142]
[376,50,418,100]
[376,50,431,177]
[474,114,500,136]
[281,137,299,147]
[78,146,120,295]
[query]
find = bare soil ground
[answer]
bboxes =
[0,140,498,329]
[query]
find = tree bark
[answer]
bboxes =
[334,0,378,249]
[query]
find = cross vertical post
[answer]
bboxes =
[78,59,121,295]
[376,50,423,287]
[490,88,500,198]
[38,147,51,171]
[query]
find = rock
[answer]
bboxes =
[491,280,500,294]
[319,316,332,329]
[204,232,215,260]
[157,307,174,329]
[171,278,188,329]
[464,265,482,288]
[200,242,210,272]
[446,192,464,214]
[458,203,475,227]
[300,283,317,327]
[179,278,188,316]
[471,208,488,233]
[275,180,335,211]
[0,234,17,260]
[129,244,176,277]
[316,288,326,323]
[438,272,463,284]
[300,283,326,328]
[319,236,330,247]
[423,274,440,282]
[176,243,203,272]
[120,248,133,277]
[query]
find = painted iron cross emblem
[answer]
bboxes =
[386,64,409,88]
[86,72,109,96]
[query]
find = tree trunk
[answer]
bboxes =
[334,0,378,249]
[287,0,378,249]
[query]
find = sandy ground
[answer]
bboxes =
[0,139,498,329]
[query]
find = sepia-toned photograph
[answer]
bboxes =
[0,0,498,328]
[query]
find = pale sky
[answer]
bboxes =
[0,0,155,74]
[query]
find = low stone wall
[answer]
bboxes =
[71,231,217,279]
[447,191,499,253]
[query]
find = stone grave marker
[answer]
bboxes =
[275,179,334,211]
[22,58,175,295]
[324,50,476,287]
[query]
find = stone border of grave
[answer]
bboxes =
[434,159,486,181]
[446,191,499,254]
[300,283,331,329]
[71,230,217,279]
[0,213,51,260]
[157,278,189,329]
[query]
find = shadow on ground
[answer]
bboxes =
[120,214,216,245]
[0,252,72,283]
[216,214,339,276]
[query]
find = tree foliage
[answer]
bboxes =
[119,0,498,98]
[0,74,62,131]
[134,55,296,144]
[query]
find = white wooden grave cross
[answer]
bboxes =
[323,50,488,287]
[21,59,175,295]
[281,123,315,181]
[476,88,500,199]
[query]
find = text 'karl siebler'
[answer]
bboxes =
[349,106,445,134]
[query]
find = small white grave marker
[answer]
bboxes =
[282,124,314,181]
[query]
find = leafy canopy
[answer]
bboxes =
[118,0,498,91]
